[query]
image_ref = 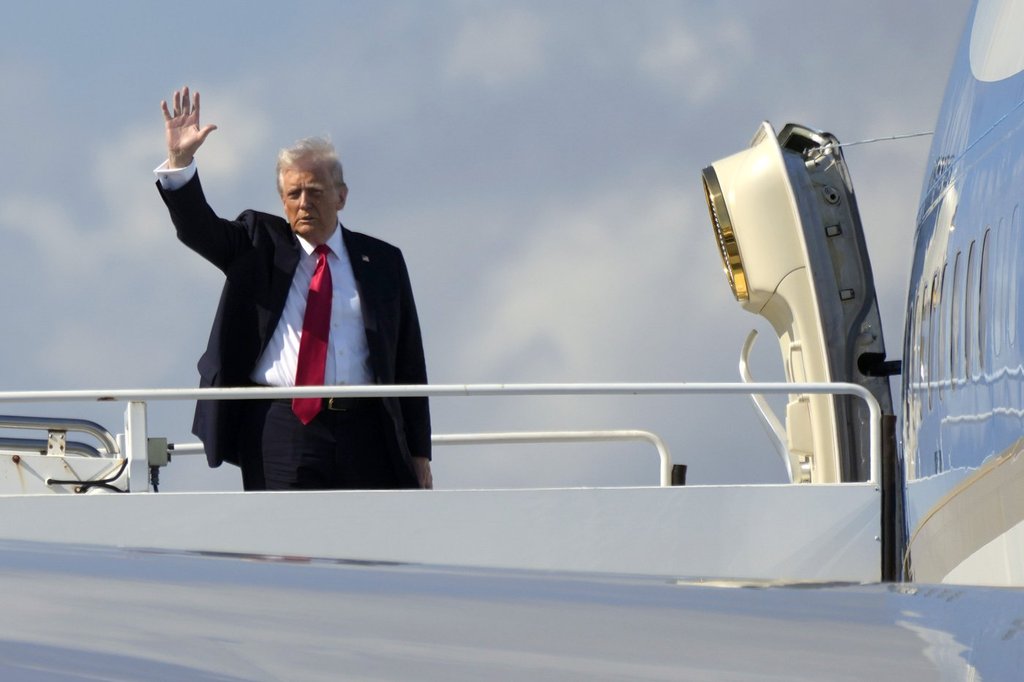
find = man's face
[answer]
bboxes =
[279,163,347,245]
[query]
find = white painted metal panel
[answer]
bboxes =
[1,541,1020,681]
[0,483,881,582]
[0,454,126,494]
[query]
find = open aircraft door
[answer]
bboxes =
[701,122,897,484]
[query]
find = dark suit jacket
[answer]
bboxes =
[157,172,430,486]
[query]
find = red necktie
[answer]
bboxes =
[293,245,333,424]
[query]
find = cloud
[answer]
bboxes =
[456,181,700,380]
[0,143,192,281]
[0,84,274,274]
[0,197,79,268]
[446,7,548,89]
[184,87,273,188]
[638,18,752,104]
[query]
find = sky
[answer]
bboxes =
[0,1,970,492]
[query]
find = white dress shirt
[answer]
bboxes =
[155,160,373,388]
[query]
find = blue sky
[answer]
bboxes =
[0,1,970,490]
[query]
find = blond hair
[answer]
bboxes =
[276,136,345,194]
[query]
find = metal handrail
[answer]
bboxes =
[0,415,119,455]
[0,437,102,458]
[434,431,673,486]
[169,429,675,485]
[0,382,883,484]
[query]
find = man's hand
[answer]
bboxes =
[412,457,433,489]
[161,86,217,169]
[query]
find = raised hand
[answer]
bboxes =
[161,86,218,168]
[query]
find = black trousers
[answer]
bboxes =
[257,399,408,491]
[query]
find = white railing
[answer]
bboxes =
[0,414,120,457]
[0,382,882,491]
[170,429,675,485]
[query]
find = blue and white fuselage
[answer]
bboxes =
[902,0,1024,583]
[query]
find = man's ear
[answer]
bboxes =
[337,183,349,211]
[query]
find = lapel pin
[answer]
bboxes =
[362,255,371,262]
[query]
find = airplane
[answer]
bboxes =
[1,0,1023,678]
[703,0,1024,587]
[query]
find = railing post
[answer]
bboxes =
[123,401,149,492]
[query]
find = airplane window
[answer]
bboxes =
[950,251,963,387]
[913,292,921,413]
[924,283,931,387]
[912,290,925,428]
[1011,205,1021,348]
[992,218,1004,358]
[923,280,932,406]
[929,273,940,409]
[938,262,949,401]
[979,228,991,373]
[915,288,925,384]
[965,240,977,381]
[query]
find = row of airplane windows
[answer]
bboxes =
[907,205,1023,414]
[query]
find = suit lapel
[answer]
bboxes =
[343,227,383,383]
[261,228,301,353]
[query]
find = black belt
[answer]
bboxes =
[270,396,367,412]
[324,397,364,411]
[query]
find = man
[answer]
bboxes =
[155,86,431,491]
